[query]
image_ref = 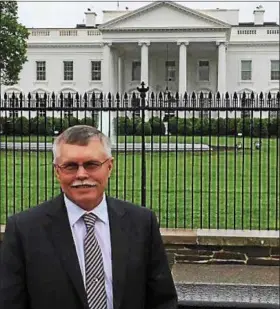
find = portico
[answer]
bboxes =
[101,39,228,96]
[98,1,230,96]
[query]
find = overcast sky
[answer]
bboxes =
[17,0,279,28]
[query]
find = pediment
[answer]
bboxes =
[99,1,231,30]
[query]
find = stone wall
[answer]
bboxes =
[1,226,279,267]
[161,228,280,267]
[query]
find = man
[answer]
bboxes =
[0,125,177,309]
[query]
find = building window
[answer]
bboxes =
[63,61,73,81]
[165,61,176,81]
[241,60,252,80]
[198,60,209,81]
[132,61,141,81]
[271,60,279,80]
[91,61,101,81]
[36,61,46,81]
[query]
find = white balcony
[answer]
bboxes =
[28,28,103,44]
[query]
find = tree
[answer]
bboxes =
[0,1,29,85]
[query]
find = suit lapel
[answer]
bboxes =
[45,194,87,307]
[107,196,129,309]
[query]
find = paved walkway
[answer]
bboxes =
[0,142,211,152]
[173,263,279,285]
[173,263,279,306]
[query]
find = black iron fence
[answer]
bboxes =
[0,85,279,230]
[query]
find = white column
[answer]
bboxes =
[217,41,227,95]
[100,42,114,141]
[102,42,112,94]
[118,56,123,94]
[177,41,189,95]
[138,41,150,86]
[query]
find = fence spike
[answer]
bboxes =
[217,92,220,100]
[91,92,95,107]
[268,92,271,100]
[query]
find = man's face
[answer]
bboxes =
[54,138,114,210]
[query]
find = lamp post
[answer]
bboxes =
[0,61,3,108]
[137,81,149,207]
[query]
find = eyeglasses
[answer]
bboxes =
[55,158,110,175]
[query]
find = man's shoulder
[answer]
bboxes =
[8,194,62,223]
[107,196,154,217]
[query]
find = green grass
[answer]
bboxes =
[1,134,277,147]
[0,136,279,230]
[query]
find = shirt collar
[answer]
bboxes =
[64,193,108,227]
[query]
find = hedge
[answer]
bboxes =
[113,116,279,137]
[0,116,278,137]
[0,116,98,136]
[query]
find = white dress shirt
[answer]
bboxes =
[64,193,113,309]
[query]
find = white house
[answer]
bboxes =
[0,1,279,121]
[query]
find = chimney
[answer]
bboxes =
[85,9,97,27]
[253,5,265,25]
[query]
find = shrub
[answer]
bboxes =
[252,118,268,137]
[237,117,252,137]
[178,118,193,135]
[62,116,80,130]
[167,117,179,135]
[135,121,152,136]
[30,116,53,135]
[149,116,165,135]
[268,117,280,137]
[113,116,133,135]
[80,116,98,128]
[14,116,29,135]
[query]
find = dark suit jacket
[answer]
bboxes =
[0,194,177,309]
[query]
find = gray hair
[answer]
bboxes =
[52,125,112,163]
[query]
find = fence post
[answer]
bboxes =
[137,81,149,207]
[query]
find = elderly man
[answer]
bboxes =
[0,125,177,309]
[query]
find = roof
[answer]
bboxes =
[237,22,279,27]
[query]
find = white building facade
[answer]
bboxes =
[1,1,279,99]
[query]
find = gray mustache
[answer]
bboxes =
[71,182,97,187]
